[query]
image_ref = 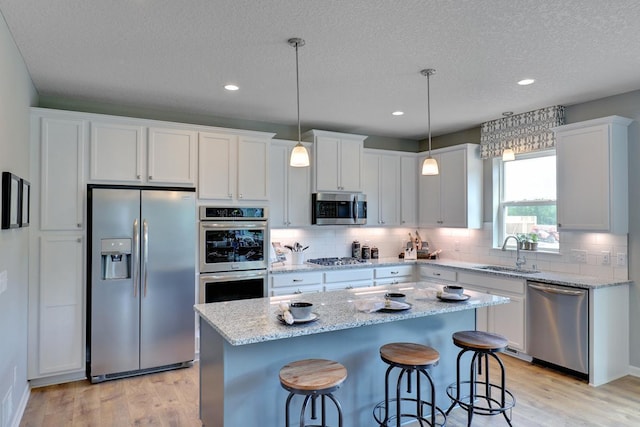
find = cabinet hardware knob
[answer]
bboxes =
[77,223,81,228]
[76,238,81,243]
[149,176,152,180]
[137,175,141,179]
[293,279,302,282]
[239,194,243,198]
[391,271,398,275]
[433,272,441,276]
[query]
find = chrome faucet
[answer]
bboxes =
[502,235,526,269]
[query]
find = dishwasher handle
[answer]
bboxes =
[528,283,585,296]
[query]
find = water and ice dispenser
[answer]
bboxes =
[101,238,132,280]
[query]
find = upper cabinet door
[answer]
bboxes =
[40,117,85,231]
[90,121,145,183]
[269,140,311,227]
[198,131,236,200]
[314,136,341,191]
[198,132,272,201]
[418,144,482,229]
[307,130,366,193]
[400,155,418,226]
[237,136,270,201]
[555,116,632,233]
[147,127,197,186]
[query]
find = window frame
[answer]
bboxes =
[494,149,559,252]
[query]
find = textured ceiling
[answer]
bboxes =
[1,0,640,140]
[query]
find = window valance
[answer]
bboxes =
[480,105,565,159]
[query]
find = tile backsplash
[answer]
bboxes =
[271,223,628,280]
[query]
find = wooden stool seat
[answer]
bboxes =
[380,342,440,368]
[452,330,508,352]
[280,359,347,392]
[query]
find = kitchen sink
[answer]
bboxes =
[474,265,540,274]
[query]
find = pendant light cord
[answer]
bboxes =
[295,41,301,143]
[427,70,432,156]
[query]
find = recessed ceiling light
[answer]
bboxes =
[224,84,239,91]
[517,78,535,86]
[392,111,404,116]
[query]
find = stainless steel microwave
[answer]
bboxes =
[312,192,367,225]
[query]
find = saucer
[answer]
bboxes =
[437,293,470,302]
[277,312,319,324]
[378,301,412,312]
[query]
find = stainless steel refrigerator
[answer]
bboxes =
[87,186,196,383]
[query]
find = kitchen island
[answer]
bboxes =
[194,283,509,426]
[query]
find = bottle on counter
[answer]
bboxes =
[361,244,371,259]
[371,247,379,259]
[352,240,361,259]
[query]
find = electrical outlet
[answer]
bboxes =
[571,249,587,263]
[617,253,627,266]
[602,251,611,265]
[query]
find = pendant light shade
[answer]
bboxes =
[288,37,310,168]
[420,68,439,176]
[502,148,515,161]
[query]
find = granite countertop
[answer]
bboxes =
[194,282,509,346]
[270,257,631,289]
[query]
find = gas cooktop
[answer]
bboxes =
[306,257,371,266]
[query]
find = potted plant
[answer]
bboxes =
[516,233,526,250]
[529,233,539,251]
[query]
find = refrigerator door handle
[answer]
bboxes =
[143,219,149,297]
[133,218,139,298]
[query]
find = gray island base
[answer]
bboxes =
[195,283,509,426]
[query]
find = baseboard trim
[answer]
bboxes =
[628,365,640,378]
[11,384,30,427]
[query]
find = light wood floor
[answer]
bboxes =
[20,356,640,426]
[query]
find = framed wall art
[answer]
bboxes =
[20,178,30,227]
[2,172,21,229]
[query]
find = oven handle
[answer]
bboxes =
[200,270,267,282]
[200,222,265,229]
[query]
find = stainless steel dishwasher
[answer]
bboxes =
[527,281,588,376]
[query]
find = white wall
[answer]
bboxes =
[0,11,37,426]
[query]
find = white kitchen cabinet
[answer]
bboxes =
[458,271,526,352]
[147,127,197,185]
[271,271,324,296]
[419,265,457,283]
[400,155,418,226]
[35,234,85,377]
[363,150,400,226]
[374,265,414,286]
[39,116,86,231]
[89,121,145,183]
[90,122,197,186]
[554,116,632,234]
[324,268,374,290]
[419,144,482,228]
[305,129,366,192]
[269,140,311,227]
[199,131,272,201]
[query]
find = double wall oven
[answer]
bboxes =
[199,206,268,303]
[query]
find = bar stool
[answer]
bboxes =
[373,342,446,427]
[279,358,347,427]
[445,330,515,426]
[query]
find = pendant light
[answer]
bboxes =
[420,68,439,175]
[502,148,515,161]
[288,37,310,167]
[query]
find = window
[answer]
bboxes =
[497,150,559,251]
